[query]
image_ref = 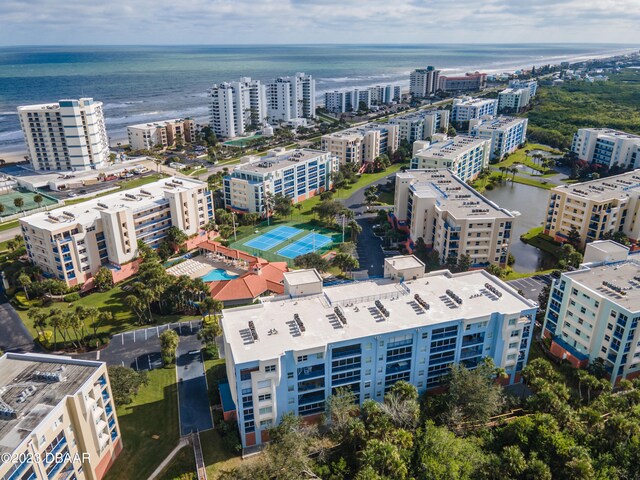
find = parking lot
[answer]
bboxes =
[507,274,553,302]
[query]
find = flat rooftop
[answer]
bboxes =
[233,149,329,174]
[385,255,425,271]
[587,240,630,256]
[0,353,101,455]
[581,128,640,140]
[222,269,535,364]
[128,118,191,129]
[323,123,393,139]
[499,88,527,95]
[284,269,323,286]
[20,176,205,231]
[565,260,640,312]
[414,136,488,158]
[472,116,526,131]
[454,97,497,106]
[551,169,640,202]
[398,169,513,220]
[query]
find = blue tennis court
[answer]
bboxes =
[244,225,302,251]
[277,233,333,259]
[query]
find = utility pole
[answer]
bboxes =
[232,212,237,241]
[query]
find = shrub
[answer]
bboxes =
[63,293,81,302]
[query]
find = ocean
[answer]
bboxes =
[0,43,636,155]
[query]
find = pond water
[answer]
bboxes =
[484,182,556,272]
[515,164,540,176]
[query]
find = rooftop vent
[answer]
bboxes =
[248,321,259,341]
[334,306,347,325]
[32,371,63,383]
[0,406,16,419]
[375,299,389,318]
[414,293,430,311]
[97,202,109,209]
[602,280,627,295]
[446,289,463,305]
[484,283,502,298]
[294,313,306,333]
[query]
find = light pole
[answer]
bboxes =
[231,212,237,242]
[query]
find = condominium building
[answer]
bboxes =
[498,88,531,113]
[439,72,487,93]
[571,128,640,168]
[410,137,491,182]
[451,97,499,123]
[324,85,399,114]
[220,263,537,447]
[209,78,267,138]
[321,123,399,166]
[223,148,338,214]
[543,170,640,247]
[266,73,316,123]
[409,67,441,98]
[394,169,514,266]
[127,118,196,150]
[508,79,538,98]
[541,244,640,384]
[368,85,401,105]
[20,177,214,286]
[17,98,109,172]
[469,116,528,160]
[389,110,450,143]
[0,353,121,480]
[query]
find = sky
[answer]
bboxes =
[1,0,639,45]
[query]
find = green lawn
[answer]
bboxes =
[105,367,180,480]
[504,268,556,280]
[520,226,564,258]
[158,446,196,480]
[473,171,556,193]
[493,143,560,171]
[333,164,403,200]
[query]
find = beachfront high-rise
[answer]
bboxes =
[320,123,399,166]
[220,262,537,447]
[508,79,538,98]
[394,169,514,267]
[20,177,214,286]
[410,137,491,182]
[438,72,487,93]
[543,170,640,248]
[571,128,640,168]
[266,73,316,123]
[209,78,267,138]
[389,110,450,143]
[498,87,531,113]
[0,352,122,480]
[223,148,338,215]
[324,85,400,114]
[451,97,499,123]
[17,98,109,172]
[468,116,528,160]
[127,118,196,150]
[409,67,441,98]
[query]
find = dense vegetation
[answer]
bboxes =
[526,69,640,149]
[218,356,640,480]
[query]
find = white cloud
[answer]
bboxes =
[0,0,639,44]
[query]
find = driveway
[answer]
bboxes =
[353,216,385,278]
[507,274,552,303]
[341,171,397,214]
[0,293,38,353]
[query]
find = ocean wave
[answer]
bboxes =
[0,111,18,116]
[0,130,23,142]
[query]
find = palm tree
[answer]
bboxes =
[28,308,47,339]
[0,203,5,222]
[34,194,43,210]
[154,158,162,173]
[14,197,24,215]
[510,167,518,181]
[348,220,362,242]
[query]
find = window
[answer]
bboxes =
[258,394,271,402]
[288,398,295,404]
[264,365,276,373]
[287,372,294,379]
[508,319,516,326]
[364,381,371,388]
[510,330,520,337]
[260,419,273,428]
[259,406,272,415]
[421,332,428,339]
[297,355,308,362]
[288,385,294,392]
[508,342,518,349]
[316,352,324,360]
[507,354,517,360]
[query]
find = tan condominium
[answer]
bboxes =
[544,169,640,247]
[127,118,196,150]
[320,123,399,167]
[0,353,121,480]
[394,169,514,267]
[20,177,214,287]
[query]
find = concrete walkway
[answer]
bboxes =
[147,437,190,480]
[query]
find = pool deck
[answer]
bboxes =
[165,255,246,280]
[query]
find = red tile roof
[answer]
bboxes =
[208,262,289,302]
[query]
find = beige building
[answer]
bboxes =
[394,169,514,266]
[544,170,640,247]
[282,269,324,297]
[383,255,425,281]
[127,118,196,150]
[320,123,399,166]
[0,353,121,480]
[20,177,214,286]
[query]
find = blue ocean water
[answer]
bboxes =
[0,44,636,153]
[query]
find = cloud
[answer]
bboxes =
[0,0,638,44]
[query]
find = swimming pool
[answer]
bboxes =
[200,269,240,282]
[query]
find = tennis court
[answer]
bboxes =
[243,225,302,251]
[277,232,332,259]
[0,189,58,216]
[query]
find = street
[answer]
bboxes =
[0,293,38,353]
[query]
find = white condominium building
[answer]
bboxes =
[571,128,640,169]
[0,353,121,480]
[469,116,528,160]
[324,85,400,114]
[410,67,441,97]
[266,72,316,123]
[18,98,109,172]
[209,77,267,138]
[498,88,531,113]
[508,79,538,98]
[543,170,640,247]
[223,148,338,214]
[389,110,450,143]
[394,169,514,266]
[410,137,490,183]
[127,118,196,150]
[20,177,214,287]
[321,123,399,166]
[541,243,640,384]
[451,97,499,123]
[221,263,536,447]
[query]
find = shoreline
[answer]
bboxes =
[0,46,637,162]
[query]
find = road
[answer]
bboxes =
[0,293,38,353]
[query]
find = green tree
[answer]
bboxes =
[93,266,114,292]
[33,194,44,209]
[14,197,24,214]
[16,272,31,300]
[159,329,179,365]
[332,252,359,275]
[293,252,328,271]
[364,185,379,208]
[166,226,188,251]
[457,253,472,272]
[107,366,149,406]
